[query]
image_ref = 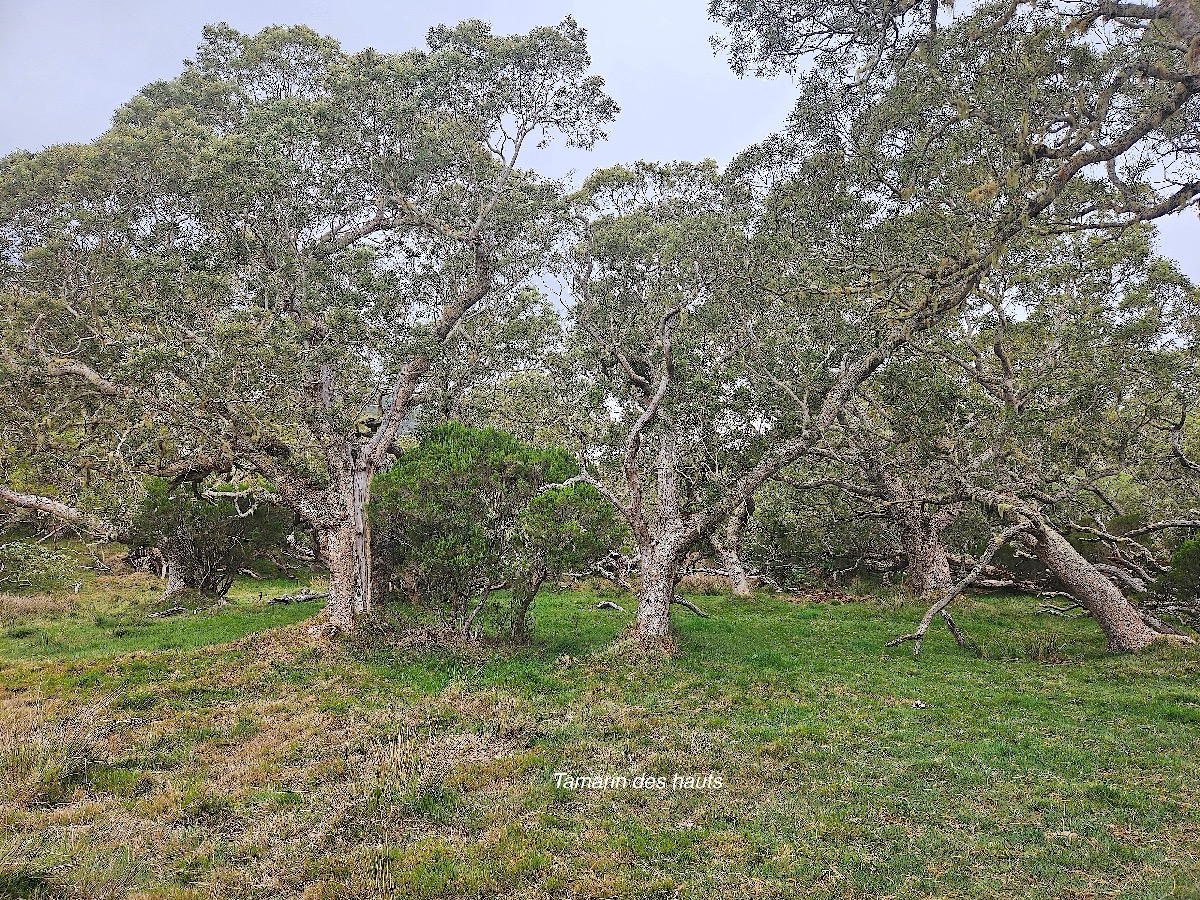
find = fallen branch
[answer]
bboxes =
[1039,600,1088,617]
[269,589,329,605]
[596,600,626,612]
[149,605,187,618]
[682,563,785,592]
[563,552,639,593]
[939,610,966,646]
[887,523,1029,656]
[672,597,710,618]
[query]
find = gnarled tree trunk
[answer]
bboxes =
[318,517,371,632]
[711,499,754,596]
[1030,526,1159,652]
[866,450,960,599]
[897,506,958,598]
[634,545,683,638]
[297,457,376,633]
[631,435,691,642]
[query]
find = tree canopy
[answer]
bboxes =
[2,10,1198,653]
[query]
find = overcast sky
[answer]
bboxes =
[1,0,1195,278]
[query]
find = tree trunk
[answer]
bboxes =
[315,465,375,632]
[720,544,753,597]
[161,534,200,599]
[712,500,753,596]
[319,519,370,632]
[1032,526,1159,652]
[511,567,546,641]
[350,466,372,614]
[634,546,683,639]
[900,517,955,598]
[889,500,960,598]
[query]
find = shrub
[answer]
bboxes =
[370,423,621,639]
[1154,538,1200,625]
[126,478,295,597]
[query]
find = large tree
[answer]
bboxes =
[560,158,936,641]
[851,227,1200,651]
[711,0,1200,276]
[0,20,616,630]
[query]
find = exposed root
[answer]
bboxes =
[1138,610,1191,638]
[306,618,352,639]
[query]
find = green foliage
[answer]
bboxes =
[0,541,75,590]
[370,424,621,638]
[126,478,294,597]
[1159,539,1200,607]
[747,482,893,585]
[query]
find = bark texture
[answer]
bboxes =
[318,520,370,632]
[635,550,680,638]
[1030,526,1160,652]
[711,500,754,596]
[898,510,957,598]
[960,482,1164,652]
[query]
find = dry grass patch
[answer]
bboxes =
[0,591,70,624]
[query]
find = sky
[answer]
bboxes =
[0,0,1196,278]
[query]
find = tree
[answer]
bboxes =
[561,159,927,642]
[860,227,1200,651]
[125,478,295,600]
[562,161,763,640]
[0,20,616,631]
[705,0,1200,650]
[369,423,620,639]
[710,0,1200,283]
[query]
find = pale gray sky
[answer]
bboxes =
[1,0,1195,277]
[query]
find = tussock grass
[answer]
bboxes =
[0,591,69,626]
[0,568,1198,898]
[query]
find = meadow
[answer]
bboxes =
[2,569,1198,899]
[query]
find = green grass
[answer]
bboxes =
[1,571,1198,899]
[0,572,320,662]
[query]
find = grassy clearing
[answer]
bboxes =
[0,570,1198,899]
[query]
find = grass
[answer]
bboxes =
[0,568,1198,899]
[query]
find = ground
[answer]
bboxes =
[1,569,1198,899]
